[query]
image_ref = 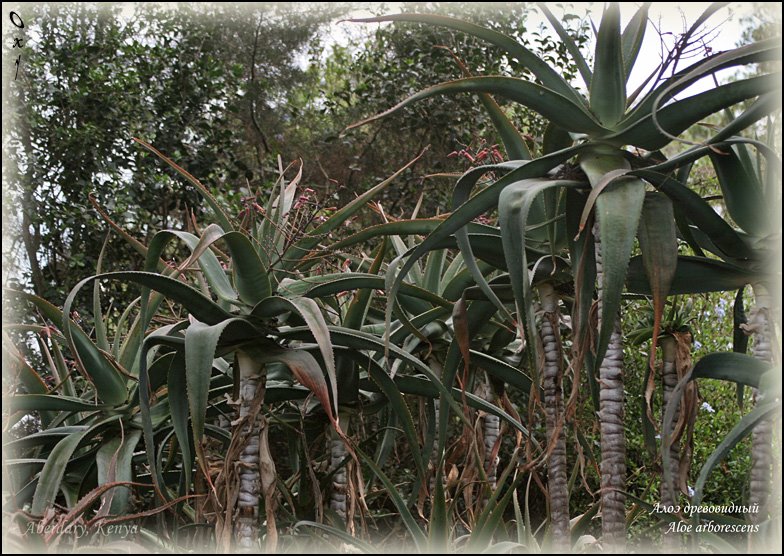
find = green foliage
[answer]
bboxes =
[2,3,348,307]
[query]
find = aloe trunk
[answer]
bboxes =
[593,221,626,550]
[479,374,500,491]
[538,281,570,549]
[431,396,441,467]
[329,412,351,522]
[659,335,680,549]
[483,411,500,490]
[234,352,267,550]
[747,285,773,523]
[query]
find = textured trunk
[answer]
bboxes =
[482,416,500,491]
[431,397,441,464]
[234,353,267,551]
[478,375,500,491]
[483,412,500,489]
[659,336,680,550]
[329,412,351,522]
[746,286,773,524]
[538,282,570,551]
[594,222,626,551]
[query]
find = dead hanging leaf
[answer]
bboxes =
[256,348,360,464]
[45,480,152,545]
[500,392,524,451]
[280,350,337,426]
[417,395,441,521]
[91,493,202,527]
[566,299,599,425]
[446,464,460,490]
[346,454,370,539]
[672,330,697,496]
[459,416,482,524]
[678,421,696,497]
[638,194,678,431]
[670,330,697,444]
[573,429,595,497]
[644,355,659,437]
[453,295,471,393]
[538,309,572,470]
[258,418,278,552]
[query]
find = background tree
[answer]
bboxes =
[2,2,347,307]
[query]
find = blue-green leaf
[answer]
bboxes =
[593,176,645,364]
[96,428,142,514]
[221,231,272,304]
[614,73,780,150]
[627,255,752,294]
[621,3,650,85]
[710,147,769,236]
[537,3,593,89]
[637,193,678,366]
[498,179,583,368]
[348,77,605,135]
[590,3,626,126]
[32,431,89,515]
[185,318,262,444]
[167,353,192,491]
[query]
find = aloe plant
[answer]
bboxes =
[117,143,545,546]
[4,240,189,540]
[625,136,780,548]
[350,3,780,548]
[3,287,153,545]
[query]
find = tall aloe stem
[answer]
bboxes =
[538,282,569,550]
[659,335,680,549]
[593,220,626,550]
[329,411,351,522]
[234,352,265,549]
[478,374,500,491]
[745,285,774,523]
